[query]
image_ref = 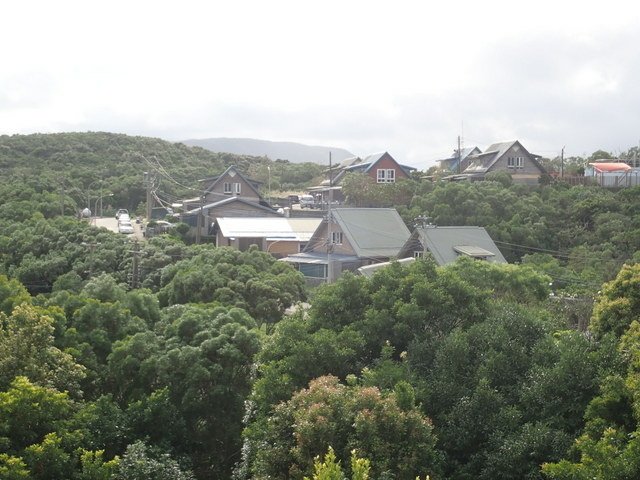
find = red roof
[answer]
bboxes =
[589,162,632,173]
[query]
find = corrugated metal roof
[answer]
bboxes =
[332,208,410,258]
[185,197,276,215]
[404,226,506,265]
[217,217,321,241]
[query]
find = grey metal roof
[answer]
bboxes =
[463,140,546,174]
[184,196,277,215]
[216,217,321,241]
[400,226,506,265]
[332,208,411,258]
[437,146,482,163]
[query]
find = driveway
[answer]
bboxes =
[93,217,144,240]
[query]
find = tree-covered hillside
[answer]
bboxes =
[0,132,323,214]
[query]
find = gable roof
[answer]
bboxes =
[401,226,506,265]
[330,208,411,258]
[438,146,482,164]
[463,140,546,174]
[184,196,277,216]
[342,151,416,177]
[202,165,264,199]
[216,217,322,241]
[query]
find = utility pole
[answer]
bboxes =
[144,171,153,221]
[327,152,333,283]
[130,240,141,289]
[561,146,565,178]
[196,195,203,244]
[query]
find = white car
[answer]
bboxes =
[118,221,134,234]
[115,208,129,219]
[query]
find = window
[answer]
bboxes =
[377,169,396,183]
[224,182,241,194]
[299,263,327,278]
[413,251,424,258]
[331,231,343,245]
[507,157,524,169]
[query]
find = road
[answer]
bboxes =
[93,217,144,240]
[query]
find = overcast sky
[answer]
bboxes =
[2,0,639,169]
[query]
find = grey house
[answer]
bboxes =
[398,226,507,266]
[282,208,411,284]
[445,140,546,185]
[437,146,482,173]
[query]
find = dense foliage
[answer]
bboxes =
[0,132,639,479]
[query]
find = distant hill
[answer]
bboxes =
[0,132,325,212]
[182,138,354,165]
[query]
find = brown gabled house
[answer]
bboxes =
[199,166,267,206]
[309,152,416,205]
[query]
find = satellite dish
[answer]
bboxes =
[81,208,91,218]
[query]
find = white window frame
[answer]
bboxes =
[507,157,524,169]
[233,182,241,194]
[413,251,424,258]
[377,168,396,183]
[331,231,343,245]
[223,182,232,194]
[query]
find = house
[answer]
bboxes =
[182,196,280,241]
[282,207,411,284]
[445,140,546,185]
[214,216,322,256]
[397,226,507,266]
[437,146,482,173]
[308,152,416,205]
[196,166,269,207]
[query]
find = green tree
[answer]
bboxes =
[0,454,30,479]
[0,304,85,394]
[246,375,441,480]
[0,275,31,316]
[0,376,73,452]
[113,441,194,480]
[590,263,640,339]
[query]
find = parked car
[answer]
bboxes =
[288,194,300,204]
[115,208,129,219]
[299,195,316,209]
[143,220,176,237]
[118,221,134,234]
